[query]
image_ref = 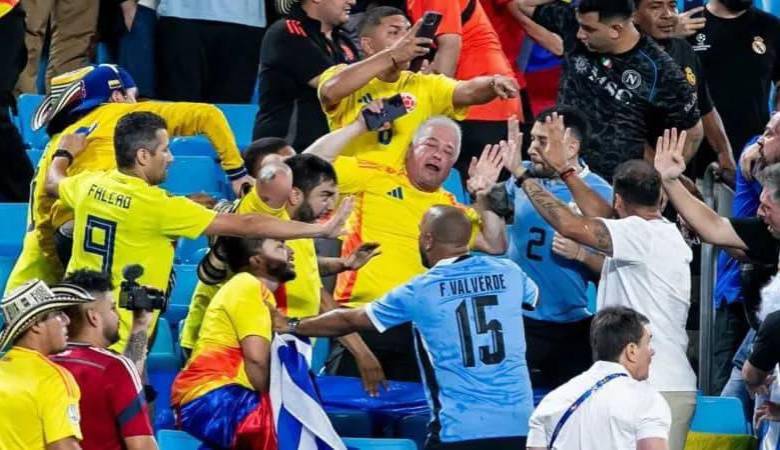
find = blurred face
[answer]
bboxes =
[294,180,339,223]
[576,12,621,53]
[758,188,780,238]
[634,0,678,40]
[258,239,296,282]
[360,15,411,58]
[318,0,354,27]
[142,129,173,185]
[42,310,71,353]
[528,121,558,178]
[406,124,460,192]
[758,113,780,163]
[630,325,655,381]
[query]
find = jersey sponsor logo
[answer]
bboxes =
[621,70,642,90]
[684,67,697,86]
[401,93,417,112]
[387,187,404,199]
[753,36,767,55]
[692,33,710,52]
[573,55,634,104]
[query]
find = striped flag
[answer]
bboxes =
[270,334,346,450]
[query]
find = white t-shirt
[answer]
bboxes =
[597,216,696,392]
[527,361,671,450]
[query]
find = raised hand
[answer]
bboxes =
[674,7,706,38]
[388,20,432,65]
[740,142,763,181]
[343,242,382,271]
[503,115,525,175]
[541,112,574,174]
[320,196,354,239]
[654,128,688,181]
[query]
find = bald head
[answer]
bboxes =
[418,205,472,267]
[256,161,293,209]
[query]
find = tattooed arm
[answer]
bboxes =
[519,177,614,256]
[123,309,152,375]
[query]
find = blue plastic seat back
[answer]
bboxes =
[157,430,202,450]
[175,236,209,264]
[215,104,259,150]
[27,148,45,167]
[690,395,749,435]
[0,256,18,295]
[442,169,468,205]
[167,264,199,327]
[17,94,49,150]
[161,155,225,198]
[0,203,29,258]
[169,136,217,157]
[148,317,180,372]
[343,438,418,449]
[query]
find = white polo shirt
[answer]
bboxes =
[527,361,671,449]
[596,216,697,392]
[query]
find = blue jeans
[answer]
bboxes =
[720,329,756,427]
[118,5,156,97]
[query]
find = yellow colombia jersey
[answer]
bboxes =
[5,101,244,294]
[179,189,322,350]
[58,169,217,351]
[172,272,275,407]
[0,347,82,449]
[333,157,479,308]
[318,65,467,169]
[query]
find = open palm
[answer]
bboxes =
[654,128,687,181]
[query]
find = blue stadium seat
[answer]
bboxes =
[0,256,17,294]
[442,169,469,205]
[149,317,180,371]
[311,337,330,374]
[395,413,428,449]
[17,94,49,150]
[690,396,749,435]
[169,136,218,157]
[161,155,225,198]
[327,409,373,437]
[216,104,259,150]
[0,203,28,258]
[157,430,201,450]
[175,236,209,264]
[343,438,418,449]
[167,264,199,326]
[27,148,44,167]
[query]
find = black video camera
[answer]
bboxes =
[119,264,169,312]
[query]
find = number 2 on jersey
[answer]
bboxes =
[455,295,506,367]
[526,227,546,261]
[84,215,117,274]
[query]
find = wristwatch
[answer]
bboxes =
[53,149,74,165]
[286,317,301,334]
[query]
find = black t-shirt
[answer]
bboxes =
[749,310,780,371]
[533,2,700,181]
[662,38,713,116]
[254,4,359,150]
[689,8,780,158]
[729,216,780,264]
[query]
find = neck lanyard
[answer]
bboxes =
[548,372,628,449]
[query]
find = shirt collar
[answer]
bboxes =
[590,360,632,377]
[433,254,471,268]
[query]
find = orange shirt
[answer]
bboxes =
[407,0,522,121]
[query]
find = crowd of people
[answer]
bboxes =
[0,0,780,448]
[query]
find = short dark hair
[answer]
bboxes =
[221,236,265,273]
[285,154,338,196]
[613,159,662,207]
[590,306,650,362]
[535,106,591,150]
[359,6,407,37]
[578,0,635,21]
[114,112,168,169]
[759,163,780,203]
[61,270,114,335]
[243,137,290,177]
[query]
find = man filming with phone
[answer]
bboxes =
[318,7,519,170]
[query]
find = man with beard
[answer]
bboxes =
[172,236,296,450]
[682,0,780,163]
[266,206,537,449]
[504,107,612,390]
[51,270,158,450]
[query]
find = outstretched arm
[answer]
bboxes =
[654,128,747,250]
[303,116,369,163]
[452,75,519,108]
[44,133,88,198]
[269,302,376,337]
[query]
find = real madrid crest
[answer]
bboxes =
[753,36,767,55]
[684,67,697,86]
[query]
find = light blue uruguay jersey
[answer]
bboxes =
[365,254,538,443]
[505,163,613,323]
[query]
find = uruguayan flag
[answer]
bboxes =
[270,334,346,450]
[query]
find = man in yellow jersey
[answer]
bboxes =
[0,279,94,450]
[6,64,254,293]
[171,235,295,449]
[317,7,519,169]
[304,114,511,381]
[42,111,352,352]
[182,150,388,395]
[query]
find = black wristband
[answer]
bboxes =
[53,149,74,165]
